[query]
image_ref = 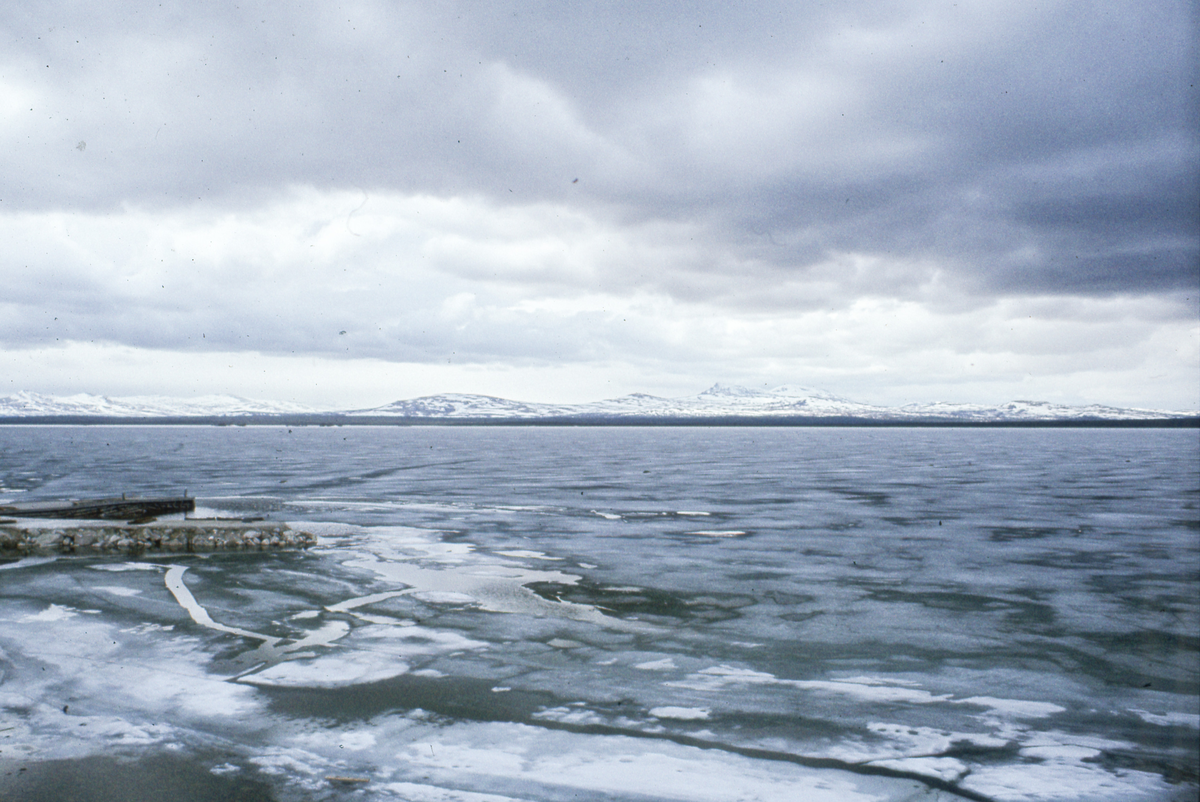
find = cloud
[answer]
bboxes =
[0,0,1195,407]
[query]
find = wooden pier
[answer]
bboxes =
[0,495,195,522]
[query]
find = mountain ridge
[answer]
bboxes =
[0,385,1193,422]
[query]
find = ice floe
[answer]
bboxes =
[649,706,710,720]
[92,585,143,597]
[18,604,100,622]
[494,550,561,560]
[1129,708,1200,728]
[955,696,1066,718]
[635,658,678,671]
[240,654,411,687]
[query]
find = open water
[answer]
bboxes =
[0,426,1196,801]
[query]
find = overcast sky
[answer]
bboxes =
[3,0,1197,410]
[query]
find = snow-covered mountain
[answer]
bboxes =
[346,383,1188,421]
[574,383,886,418]
[0,391,318,418]
[336,383,876,419]
[0,385,1191,421]
[895,399,1180,422]
[355,393,580,419]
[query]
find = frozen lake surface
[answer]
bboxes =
[1,426,1197,801]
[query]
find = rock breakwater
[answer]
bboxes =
[0,519,316,556]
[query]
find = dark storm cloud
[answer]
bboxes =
[2,0,1195,305]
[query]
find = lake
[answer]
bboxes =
[1,426,1196,801]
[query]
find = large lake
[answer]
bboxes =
[1,426,1196,801]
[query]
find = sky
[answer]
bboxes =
[2,0,1197,411]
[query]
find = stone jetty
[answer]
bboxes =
[0,518,317,556]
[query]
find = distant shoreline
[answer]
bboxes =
[0,415,1196,428]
